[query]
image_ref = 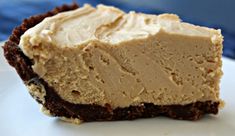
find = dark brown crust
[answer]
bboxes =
[3,3,219,122]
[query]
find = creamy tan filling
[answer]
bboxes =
[19,4,223,108]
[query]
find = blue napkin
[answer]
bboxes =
[0,0,234,59]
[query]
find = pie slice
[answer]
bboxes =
[3,3,224,123]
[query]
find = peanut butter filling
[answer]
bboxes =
[19,4,223,108]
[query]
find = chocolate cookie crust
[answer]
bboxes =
[3,3,219,122]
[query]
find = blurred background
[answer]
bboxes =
[0,0,235,59]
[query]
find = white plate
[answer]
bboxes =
[0,41,235,136]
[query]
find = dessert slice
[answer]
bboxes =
[3,3,223,123]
